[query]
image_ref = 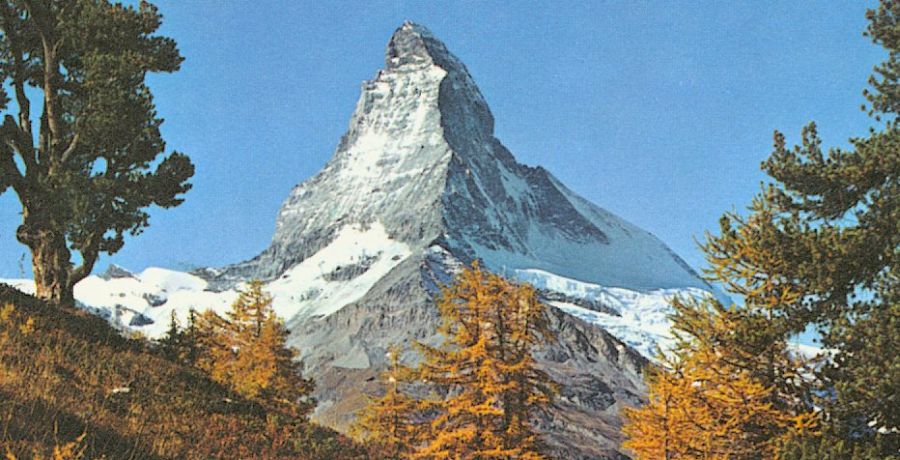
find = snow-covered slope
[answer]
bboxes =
[3,222,412,339]
[265,222,412,319]
[515,269,711,357]
[1,266,707,363]
[2,269,236,338]
[1,262,706,358]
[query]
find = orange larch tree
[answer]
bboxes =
[185,281,314,416]
[351,345,425,459]
[622,299,818,460]
[351,263,557,459]
[414,263,556,460]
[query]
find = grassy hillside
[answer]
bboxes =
[0,284,366,459]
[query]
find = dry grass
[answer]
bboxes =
[0,284,365,459]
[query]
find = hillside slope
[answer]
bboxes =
[0,284,363,460]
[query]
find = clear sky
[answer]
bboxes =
[0,1,885,279]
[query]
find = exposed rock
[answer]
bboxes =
[100,264,135,280]
[142,292,167,307]
[322,254,379,282]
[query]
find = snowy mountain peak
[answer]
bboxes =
[385,22,440,68]
[384,21,494,137]
[214,22,709,297]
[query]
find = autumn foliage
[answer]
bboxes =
[350,345,423,459]
[622,300,817,460]
[183,281,314,416]
[352,263,557,459]
[0,283,363,459]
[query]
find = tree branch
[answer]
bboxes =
[69,237,99,289]
[0,141,26,196]
[22,0,63,159]
[59,133,79,165]
[1,115,36,174]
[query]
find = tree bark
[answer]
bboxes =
[17,205,73,306]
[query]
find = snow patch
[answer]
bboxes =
[266,221,412,319]
[0,222,411,340]
[510,269,712,359]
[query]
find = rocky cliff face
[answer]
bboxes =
[4,22,717,458]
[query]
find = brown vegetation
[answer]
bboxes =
[0,284,364,459]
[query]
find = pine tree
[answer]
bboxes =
[626,3,899,457]
[788,2,899,448]
[192,281,314,416]
[158,309,204,365]
[351,346,423,459]
[0,1,194,305]
[415,263,556,459]
[159,310,183,360]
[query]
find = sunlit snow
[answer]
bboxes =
[512,268,712,358]
[1,222,410,340]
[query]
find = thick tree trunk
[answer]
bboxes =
[30,233,73,306]
[17,206,73,306]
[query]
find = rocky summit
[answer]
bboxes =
[3,22,717,458]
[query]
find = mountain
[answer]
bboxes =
[209,21,715,356]
[220,22,706,293]
[2,22,716,458]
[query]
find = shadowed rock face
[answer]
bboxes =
[202,22,712,458]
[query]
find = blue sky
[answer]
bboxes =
[0,1,884,280]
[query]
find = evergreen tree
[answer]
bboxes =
[0,1,194,305]
[159,310,182,360]
[626,2,899,457]
[159,309,203,365]
[415,263,556,459]
[769,3,900,445]
[713,2,898,454]
[193,281,314,416]
[350,345,423,459]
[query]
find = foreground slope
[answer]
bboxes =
[0,284,363,459]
